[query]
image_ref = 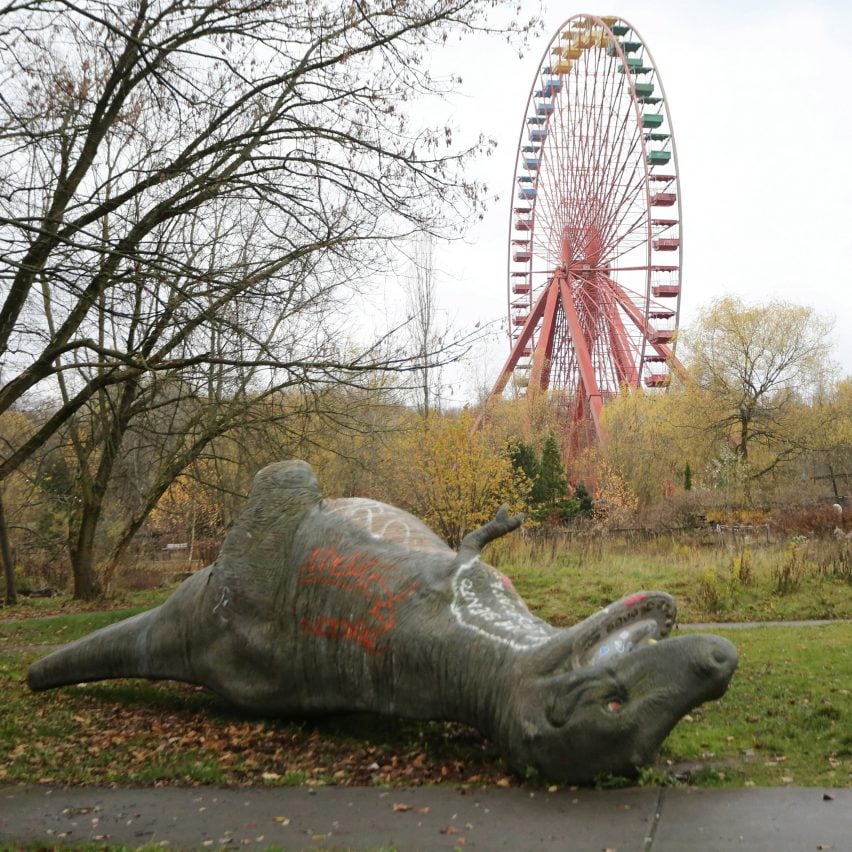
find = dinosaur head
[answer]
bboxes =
[502,593,737,784]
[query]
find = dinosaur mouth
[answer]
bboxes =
[570,591,678,669]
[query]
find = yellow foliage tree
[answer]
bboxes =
[683,296,834,494]
[148,466,230,546]
[591,457,638,527]
[385,409,530,548]
[600,383,719,505]
[810,377,852,500]
[477,392,561,450]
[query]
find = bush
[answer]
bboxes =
[769,504,846,537]
[730,548,754,586]
[12,571,32,596]
[116,565,168,592]
[636,490,713,530]
[816,541,852,583]
[532,494,590,525]
[772,546,806,595]
[697,568,730,612]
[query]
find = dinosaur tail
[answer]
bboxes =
[27,606,178,691]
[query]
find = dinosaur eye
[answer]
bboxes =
[607,698,623,713]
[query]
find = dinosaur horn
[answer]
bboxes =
[27,605,180,691]
[531,591,678,675]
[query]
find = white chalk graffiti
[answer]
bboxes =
[212,585,231,622]
[326,498,450,554]
[450,558,555,651]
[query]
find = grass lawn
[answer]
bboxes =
[489,534,852,625]
[1,600,849,789]
[658,623,851,788]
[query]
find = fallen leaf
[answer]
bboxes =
[392,803,412,812]
[440,826,459,835]
[417,806,430,815]
[273,816,290,825]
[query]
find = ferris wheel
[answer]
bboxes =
[487,14,683,444]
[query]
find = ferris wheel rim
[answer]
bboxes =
[505,14,683,396]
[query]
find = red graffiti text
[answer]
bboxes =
[297,547,417,653]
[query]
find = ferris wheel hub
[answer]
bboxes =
[561,225,603,269]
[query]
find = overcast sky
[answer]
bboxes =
[419,0,852,404]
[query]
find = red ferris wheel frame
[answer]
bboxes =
[485,14,684,444]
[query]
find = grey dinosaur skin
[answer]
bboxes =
[28,460,737,784]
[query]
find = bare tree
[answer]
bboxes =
[0,0,538,598]
[404,233,443,417]
[0,0,538,460]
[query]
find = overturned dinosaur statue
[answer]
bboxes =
[28,460,737,784]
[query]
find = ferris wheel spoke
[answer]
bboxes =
[596,114,637,222]
[607,206,649,258]
[557,273,603,431]
[600,190,645,257]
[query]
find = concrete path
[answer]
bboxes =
[1,784,849,851]
[681,620,851,630]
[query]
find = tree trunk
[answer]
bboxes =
[827,463,840,500]
[0,491,17,605]
[69,502,103,600]
[66,460,106,601]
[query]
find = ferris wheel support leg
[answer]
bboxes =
[605,302,640,386]
[472,284,551,432]
[557,276,604,438]
[530,282,560,390]
[607,278,686,377]
[656,343,686,378]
